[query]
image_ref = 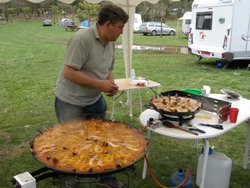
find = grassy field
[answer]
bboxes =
[0,19,250,188]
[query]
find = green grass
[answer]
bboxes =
[0,19,250,188]
[117,20,188,47]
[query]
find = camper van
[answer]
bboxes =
[188,0,250,61]
[134,13,142,32]
[179,11,192,35]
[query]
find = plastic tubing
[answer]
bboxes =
[145,156,190,188]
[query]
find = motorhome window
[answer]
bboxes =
[196,12,212,30]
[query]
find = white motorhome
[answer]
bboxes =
[134,13,142,32]
[179,11,192,35]
[188,0,250,61]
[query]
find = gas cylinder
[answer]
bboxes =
[169,168,193,188]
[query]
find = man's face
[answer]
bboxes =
[106,21,125,41]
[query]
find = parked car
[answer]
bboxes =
[139,22,176,36]
[43,19,52,26]
[59,18,75,28]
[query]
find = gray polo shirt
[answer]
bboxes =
[55,24,115,106]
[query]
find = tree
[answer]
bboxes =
[50,5,60,25]
[21,7,31,21]
[6,7,16,23]
[136,0,193,22]
[75,1,100,23]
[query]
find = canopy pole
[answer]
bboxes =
[121,5,135,117]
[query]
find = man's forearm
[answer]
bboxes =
[63,65,102,89]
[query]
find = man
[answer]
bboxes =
[55,4,129,188]
[55,4,128,122]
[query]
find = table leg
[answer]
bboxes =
[138,89,142,113]
[111,91,125,120]
[200,139,209,188]
[194,140,199,148]
[142,130,152,179]
[128,90,133,117]
[243,119,250,169]
[111,97,115,120]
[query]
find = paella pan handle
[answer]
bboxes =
[36,129,43,134]
[28,167,61,183]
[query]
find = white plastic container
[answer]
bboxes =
[196,150,232,188]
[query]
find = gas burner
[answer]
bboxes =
[146,112,193,126]
[12,166,136,188]
[147,117,163,129]
[160,114,194,126]
[147,115,190,129]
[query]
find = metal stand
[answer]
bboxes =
[123,166,136,188]
[16,165,136,188]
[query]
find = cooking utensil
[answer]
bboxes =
[150,90,202,117]
[188,128,206,133]
[199,123,223,130]
[149,90,232,124]
[162,121,198,136]
[220,89,242,99]
[30,119,148,177]
[149,90,203,126]
[186,124,206,133]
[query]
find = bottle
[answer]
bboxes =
[196,148,232,188]
[169,168,193,188]
[131,69,136,80]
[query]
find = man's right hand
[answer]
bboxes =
[99,80,119,95]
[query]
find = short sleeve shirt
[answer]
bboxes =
[55,25,115,106]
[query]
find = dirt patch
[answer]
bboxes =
[115,44,188,54]
[0,142,29,161]
[162,47,181,53]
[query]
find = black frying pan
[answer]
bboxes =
[149,90,203,118]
